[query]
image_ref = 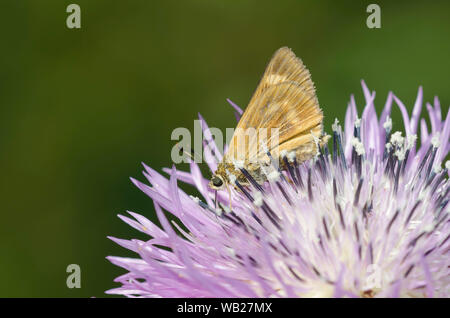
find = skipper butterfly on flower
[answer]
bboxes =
[210,47,329,191]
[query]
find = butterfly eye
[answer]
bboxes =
[212,176,223,187]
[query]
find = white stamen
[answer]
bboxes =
[431,133,441,148]
[226,170,237,184]
[395,148,406,161]
[287,151,296,162]
[406,134,417,150]
[351,137,365,155]
[354,117,361,128]
[311,131,320,146]
[267,170,280,182]
[390,131,404,146]
[253,191,263,207]
[418,190,426,201]
[445,161,450,171]
[189,195,200,203]
[383,116,392,132]
[332,118,340,132]
[385,142,392,151]
[222,204,231,213]
[215,208,223,216]
[433,164,442,174]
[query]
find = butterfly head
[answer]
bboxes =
[209,174,225,190]
[210,162,233,190]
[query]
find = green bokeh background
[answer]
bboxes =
[0,0,448,297]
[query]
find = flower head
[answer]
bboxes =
[107,81,449,297]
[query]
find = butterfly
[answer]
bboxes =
[209,47,329,191]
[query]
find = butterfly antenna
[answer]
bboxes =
[176,142,201,162]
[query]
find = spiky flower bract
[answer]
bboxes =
[107,82,449,298]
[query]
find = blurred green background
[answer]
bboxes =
[0,0,448,297]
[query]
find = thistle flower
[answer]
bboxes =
[107,81,449,298]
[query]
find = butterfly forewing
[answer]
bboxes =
[249,47,317,103]
[224,47,324,165]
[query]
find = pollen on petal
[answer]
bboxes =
[351,137,365,155]
[383,116,392,132]
[433,164,442,174]
[332,118,340,132]
[253,192,263,207]
[267,170,280,182]
[431,132,441,148]
[406,134,417,150]
[390,131,404,146]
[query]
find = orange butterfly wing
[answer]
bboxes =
[224,47,324,164]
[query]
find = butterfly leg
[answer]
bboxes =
[226,182,233,210]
